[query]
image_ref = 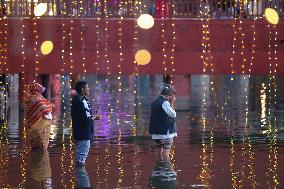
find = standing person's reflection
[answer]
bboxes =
[27,150,52,188]
[149,160,177,189]
[75,166,93,189]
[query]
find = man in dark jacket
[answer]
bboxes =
[71,81,100,166]
[149,84,177,162]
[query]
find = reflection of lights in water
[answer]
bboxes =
[266,21,279,188]
[198,75,214,187]
[260,83,267,127]
[95,144,101,188]
[104,144,111,188]
[60,76,67,188]
[117,129,124,187]
[230,138,238,189]
[19,119,29,187]
[0,144,9,185]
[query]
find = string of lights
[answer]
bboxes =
[59,4,67,186]
[95,0,102,85]
[33,11,39,82]
[133,0,141,125]
[117,0,124,103]
[230,137,238,189]
[79,0,87,79]
[161,0,167,75]
[2,11,8,145]
[169,0,176,82]
[68,5,75,188]
[239,0,247,75]
[248,4,257,76]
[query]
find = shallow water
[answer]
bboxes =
[0,75,284,188]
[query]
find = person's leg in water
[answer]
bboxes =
[162,138,173,162]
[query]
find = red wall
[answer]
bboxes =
[0,18,284,74]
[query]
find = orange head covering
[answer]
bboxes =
[27,83,45,95]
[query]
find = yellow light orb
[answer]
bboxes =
[34,3,48,17]
[137,14,154,29]
[40,41,54,55]
[135,49,151,65]
[264,8,279,25]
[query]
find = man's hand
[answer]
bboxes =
[92,115,102,120]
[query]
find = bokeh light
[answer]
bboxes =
[264,8,279,25]
[34,3,48,17]
[40,41,54,55]
[135,49,151,65]
[137,14,154,29]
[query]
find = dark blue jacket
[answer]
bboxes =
[71,95,94,141]
[149,96,176,135]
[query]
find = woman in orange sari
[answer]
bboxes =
[24,83,53,150]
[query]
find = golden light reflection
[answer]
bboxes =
[60,79,67,188]
[95,144,101,188]
[198,75,214,188]
[104,144,111,188]
[230,137,238,189]
[0,144,9,186]
[117,129,124,188]
[19,121,29,187]
[260,83,267,127]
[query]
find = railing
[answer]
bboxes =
[0,0,283,18]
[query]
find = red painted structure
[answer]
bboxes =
[1,18,284,74]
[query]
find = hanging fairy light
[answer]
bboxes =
[169,0,176,82]
[95,0,102,84]
[117,0,124,95]
[200,0,212,73]
[137,14,154,29]
[78,0,86,79]
[20,12,26,95]
[161,1,167,75]
[32,14,39,81]
[238,0,247,75]
[133,0,140,111]
[248,13,257,76]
